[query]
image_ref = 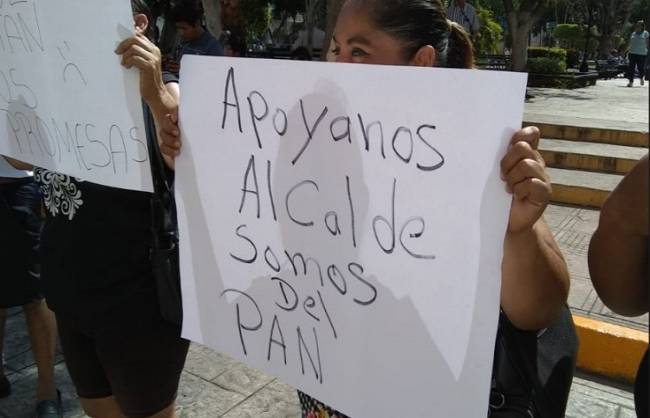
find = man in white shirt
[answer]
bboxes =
[446,0,479,38]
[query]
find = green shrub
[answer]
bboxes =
[528,47,567,62]
[566,49,580,68]
[554,24,582,49]
[527,57,567,74]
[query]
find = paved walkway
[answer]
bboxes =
[525,77,649,132]
[545,204,648,331]
[2,77,647,418]
[0,310,638,418]
[526,77,649,332]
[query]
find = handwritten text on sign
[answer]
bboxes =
[177,56,527,418]
[0,0,152,191]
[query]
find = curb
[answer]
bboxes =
[539,149,637,175]
[523,122,649,148]
[573,315,648,383]
[551,184,609,208]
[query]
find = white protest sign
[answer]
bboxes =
[177,56,527,418]
[0,0,153,192]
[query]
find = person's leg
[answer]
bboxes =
[628,54,639,85]
[56,312,116,418]
[79,396,126,418]
[22,300,58,402]
[95,292,188,418]
[0,309,9,399]
[0,308,7,384]
[639,55,647,84]
[145,403,176,418]
[78,397,176,418]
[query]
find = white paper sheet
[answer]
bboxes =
[0,0,152,192]
[177,56,527,418]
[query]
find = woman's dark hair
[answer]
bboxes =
[168,0,205,25]
[350,0,474,68]
[131,0,156,40]
[131,0,152,19]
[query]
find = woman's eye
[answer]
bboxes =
[351,48,368,57]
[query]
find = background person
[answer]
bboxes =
[164,0,224,76]
[3,1,186,417]
[0,158,60,418]
[626,20,649,87]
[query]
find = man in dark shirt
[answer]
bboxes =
[165,0,224,75]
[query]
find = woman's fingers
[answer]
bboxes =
[159,113,181,159]
[503,155,548,190]
[509,125,540,149]
[511,177,552,206]
[120,44,154,68]
[115,33,155,55]
[501,139,545,178]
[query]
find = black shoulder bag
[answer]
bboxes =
[489,306,578,418]
[144,105,183,326]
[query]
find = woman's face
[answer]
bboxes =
[331,4,409,65]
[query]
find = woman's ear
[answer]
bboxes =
[134,13,149,34]
[410,45,436,68]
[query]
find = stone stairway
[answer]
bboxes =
[532,123,649,208]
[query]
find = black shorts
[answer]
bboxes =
[56,293,189,418]
[0,178,43,308]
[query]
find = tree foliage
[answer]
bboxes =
[239,0,272,40]
[553,23,583,48]
[475,6,504,54]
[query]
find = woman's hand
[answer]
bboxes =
[500,126,551,234]
[159,111,181,159]
[115,32,165,103]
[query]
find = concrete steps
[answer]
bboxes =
[526,122,648,208]
[539,139,647,175]
[524,121,649,147]
[547,168,623,208]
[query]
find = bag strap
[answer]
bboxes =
[142,103,177,246]
[143,104,172,198]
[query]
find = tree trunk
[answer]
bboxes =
[510,28,530,71]
[305,0,317,55]
[598,33,615,58]
[202,0,222,37]
[321,0,344,60]
[508,12,533,72]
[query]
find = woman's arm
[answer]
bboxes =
[589,155,648,316]
[2,156,33,171]
[115,33,181,170]
[499,127,570,331]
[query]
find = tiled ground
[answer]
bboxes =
[545,203,649,330]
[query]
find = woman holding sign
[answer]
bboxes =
[4,1,186,418]
[297,1,571,417]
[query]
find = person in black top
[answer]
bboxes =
[4,1,185,417]
[0,168,61,418]
[164,0,224,76]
